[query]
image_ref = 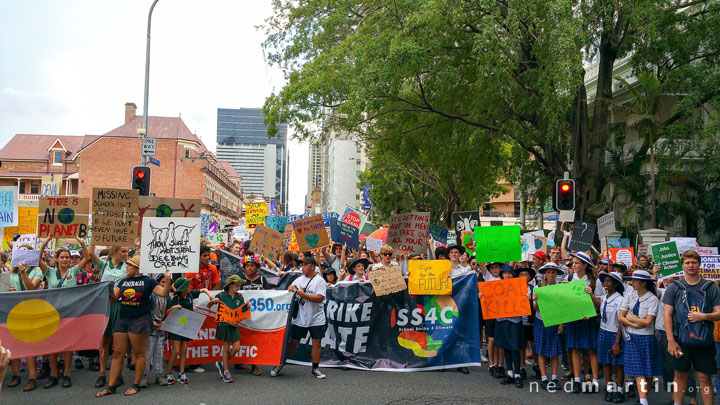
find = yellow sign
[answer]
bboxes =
[408,260,452,295]
[245,202,267,229]
[3,206,39,241]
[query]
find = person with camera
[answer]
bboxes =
[270,256,327,379]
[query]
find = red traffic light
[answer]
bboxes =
[560,184,570,192]
[134,170,145,179]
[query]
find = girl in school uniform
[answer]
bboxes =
[517,267,536,380]
[480,262,505,378]
[493,266,526,388]
[532,263,565,391]
[618,270,661,405]
[565,252,604,393]
[597,272,626,403]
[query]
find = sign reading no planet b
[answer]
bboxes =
[37,197,90,238]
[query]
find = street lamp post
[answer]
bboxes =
[141,0,160,166]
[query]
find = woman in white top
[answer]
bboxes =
[618,270,662,405]
[597,272,626,403]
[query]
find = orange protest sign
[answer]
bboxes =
[478,278,530,320]
[215,301,252,325]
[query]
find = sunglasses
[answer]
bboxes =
[382,253,393,257]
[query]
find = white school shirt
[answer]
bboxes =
[567,272,606,298]
[620,289,659,336]
[654,288,666,332]
[450,263,472,278]
[483,272,501,282]
[599,292,623,333]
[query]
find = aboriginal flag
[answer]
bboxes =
[0,282,111,359]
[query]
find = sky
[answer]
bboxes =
[0,0,309,215]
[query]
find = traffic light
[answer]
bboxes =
[554,179,575,211]
[131,166,152,196]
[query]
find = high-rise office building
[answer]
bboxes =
[216,108,288,212]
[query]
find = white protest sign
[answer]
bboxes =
[559,210,575,222]
[141,217,201,273]
[521,233,536,261]
[597,212,616,239]
[11,249,41,267]
[16,234,55,251]
[0,273,10,291]
[366,237,382,253]
[160,308,206,339]
[671,237,697,254]
[696,247,718,255]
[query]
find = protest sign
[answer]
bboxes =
[699,256,720,280]
[249,225,284,260]
[0,273,10,292]
[697,247,719,255]
[473,225,522,262]
[408,260,452,295]
[607,247,635,267]
[216,301,251,325]
[671,237,697,254]
[341,207,367,230]
[559,210,575,223]
[3,206,39,241]
[534,235,549,254]
[292,214,330,251]
[652,241,682,278]
[246,202,267,229]
[387,212,430,255]
[637,243,649,257]
[138,196,201,218]
[478,278,531,320]
[91,188,139,246]
[140,217,200,273]
[607,237,631,248]
[160,308,207,340]
[447,230,456,245]
[452,211,480,233]
[40,174,63,197]
[535,279,597,327]
[10,248,41,267]
[264,216,288,233]
[365,237,382,253]
[206,232,228,248]
[16,234,55,251]
[521,232,536,261]
[368,265,407,296]
[200,213,211,238]
[0,187,18,227]
[567,221,596,252]
[597,212,616,239]
[330,219,360,250]
[37,197,90,238]
[429,222,449,243]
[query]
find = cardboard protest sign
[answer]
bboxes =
[330,219,360,250]
[246,202,267,229]
[368,265,407,296]
[3,206,39,241]
[567,221,596,252]
[597,212,616,239]
[429,222,449,243]
[249,225,284,260]
[11,249,41,267]
[607,237,631,248]
[697,247,719,255]
[534,279,597,327]
[160,308,207,340]
[40,174,63,197]
[365,237,382,253]
[215,301,251,325]
[408,260,452,295]
[387,212,430,255]
[637,243,649,257]
[607,247,635,267]
[138,196,201,218]
[521,233,536,261]
[264,216,288,233]
[341,207,367,230]
[37,197,90,238]
[671,237,697,254]
[478,278,531,320]
[91,188,139,246]
[0,187,19,227]
[473,225,522,262]
[140,217,200,273]
[534,235,549,254]
[206,232,228,248]
[292,214,330,251]
[652,241,682,278]
[559,210,575,222]
[452,211,480,233]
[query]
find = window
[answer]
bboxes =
[53,150,63,165]
[356,159,361,165]
[18,181,26,194]
[30,181,39,195]
[356,194,361,201]
[185,149,191,158]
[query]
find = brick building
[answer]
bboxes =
[0,103,243,226]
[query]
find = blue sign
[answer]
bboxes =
[149,157,160,166]
[429,222,449,243]
[548,215,559,221]
[287,212,339,227]
[270,200,277,216]
[362,185,372,210]
[329,219,359,250]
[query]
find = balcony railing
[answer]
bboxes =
[18,194,79,202]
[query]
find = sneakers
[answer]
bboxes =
[500,375,514,385]
[585,381,599,394]
[270,365,283,377]
[519,368,527,380]
[494,366,506,379]
[139,374,149,388]
[311,368,326,379]
[222,370,233,383]
[156,373,167,386]
[165,373,176,385]
[178,373,189,384]
[215,360,224,379]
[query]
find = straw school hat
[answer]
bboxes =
[126,255,141,268]
[624,269,654,282]
[599,272,625,294]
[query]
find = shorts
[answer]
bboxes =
[216,325,241,342]
[485,319,496,338]
[113,313,153,335]
[668,338,717,376]
[103,301,121,337]
[291,324,327,340]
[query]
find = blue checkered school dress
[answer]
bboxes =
[534,317,563,357]
[597,329,624,366]
[565,317,598,350]
[624,333,661,377]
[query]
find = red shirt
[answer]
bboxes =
[186,263,219,290]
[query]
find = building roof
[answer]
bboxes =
[0,134,88,161]
[103,115,202,143]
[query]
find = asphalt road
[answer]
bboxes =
[0,362,694,404]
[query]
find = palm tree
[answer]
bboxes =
[617,71,662,228]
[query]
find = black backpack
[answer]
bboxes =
[674,279,714,346]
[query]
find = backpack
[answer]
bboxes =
[674,279,714,346]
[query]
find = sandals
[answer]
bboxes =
[95,385,116,397]
[95,375,106,388]
[251,366,262,376]
[123,384,141,396]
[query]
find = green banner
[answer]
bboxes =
[534,279,597,327]
[473,225,521,262]
[652,241,682,278]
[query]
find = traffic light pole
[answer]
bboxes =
[141,0,160,166]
